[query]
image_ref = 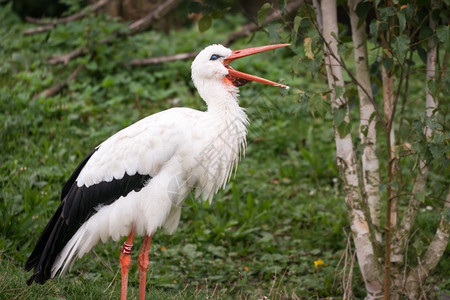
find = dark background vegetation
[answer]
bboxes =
[0,0,448,299]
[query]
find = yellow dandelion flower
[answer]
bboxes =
[314,258,324,268]
[243,266,249,272]
[160,246,167,252]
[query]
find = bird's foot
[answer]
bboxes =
[120,230,136,300]
[138,234,152,300]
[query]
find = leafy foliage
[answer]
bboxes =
[0,2,349,299]
[289,0,449,298]
[0,0,448,298]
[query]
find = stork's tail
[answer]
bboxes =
[24,204,80,285]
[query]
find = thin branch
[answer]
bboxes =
[25,0,111,25]
[125,1,303,67]
[128,0,183,34]
[23,0,111,35]
[392,0,440,257]
[48,47,88,65]
[34,0,299,98]
[23,25,55,36]
[126,51,199,66]
[307,4,384,124]
[404,189,450,299]
[397,51,414,145]
[47,0,182,66]
[312,0,323,34]
[42,0,300,68]
[387,54,406,135]
[32,64,84,99]
[224,0,303,46]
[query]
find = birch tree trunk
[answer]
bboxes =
[404,189,450,299]
[315,1,384,298]
[300,1,447,298]
[347,0,382,245]
[390,1,442,297]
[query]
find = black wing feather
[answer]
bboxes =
[61,148,98,201]
[25,147,152,285]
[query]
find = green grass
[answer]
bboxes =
[0,5,350,299]
[0,259,238,300]
[0,3,448,299]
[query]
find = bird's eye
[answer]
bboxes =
[210,54,220,61]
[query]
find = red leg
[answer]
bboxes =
[120,229,136,300]
[138,234,153,300]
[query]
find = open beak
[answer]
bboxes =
[224,44,290,89]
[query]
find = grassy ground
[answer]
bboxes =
[0,5,350,299]
[0,3,448,300]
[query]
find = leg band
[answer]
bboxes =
[121,242,133,255]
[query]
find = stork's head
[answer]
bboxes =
[191,44,289,100]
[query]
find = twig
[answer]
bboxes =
[92,249,113,272]
[224,0,303,46]
[48,47,88,65]
[23,25,55,35]
[126,51,199,66]
[128,0,183,34]
[268,271,278,298]
[45,0,300,67]
[403,189,450,298]
[126,0,303,67]
[33,64,84,99]
[307,3,384,124]
[25,0,111,26]
[33,0,299,99]
[103,268,119,293]
[47,0,181,66]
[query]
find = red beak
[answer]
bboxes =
[223,44,290,89]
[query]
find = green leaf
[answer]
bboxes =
[268,23,281,44]
[419,25,433,41]
[416,45,427,64]
[293,16,302,34]
[333,84,344,100]
[398,10,406,33]
[416,191,426,203]
[296,88,310,103]
[344,87,358,103]
[333,107,346,127]
[355,1,371,19]
[444,207,450,223]
[309,93,328,118]
[413,240,424,256]
[310,248,321,255]
[337,121,351,138]
[369,19,378,37]
[436,25,450,51]
[429,143,445,160]
[382,57,393,72]
[379,6,396,19]
[101,76,114,88]
[304,37,314,59]
[392,34,410,57]
[85,60,98,71]
[258,3,272,27]
[291,56,302,74]
[360,124,369,137]
[211,9,222,19]
[198,14,212,33]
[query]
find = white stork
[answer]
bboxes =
[25,43,289,299]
